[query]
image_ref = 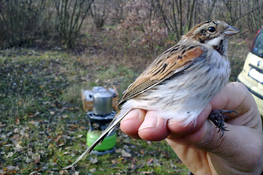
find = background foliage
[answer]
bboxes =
[0,0,261,174]
[0,0,262,49]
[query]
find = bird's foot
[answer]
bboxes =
[208,109,238,138]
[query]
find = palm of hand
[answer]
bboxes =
[121,83,263,175]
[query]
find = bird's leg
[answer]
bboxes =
[208,109,238,138]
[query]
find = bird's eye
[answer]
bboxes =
[208,26,216,33]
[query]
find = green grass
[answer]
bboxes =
[69,138,188,174]
[0,50,188,174]
[0,37,248,174]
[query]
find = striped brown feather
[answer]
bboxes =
[118,45,204,106]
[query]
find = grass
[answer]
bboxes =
[0,50,187,174]
[0,35,249,174]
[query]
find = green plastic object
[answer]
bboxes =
[87,130,116,151]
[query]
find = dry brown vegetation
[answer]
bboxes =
[0,0,262,174]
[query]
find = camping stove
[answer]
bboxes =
[86,87,117,155]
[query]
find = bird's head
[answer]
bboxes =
[181,20,240,56]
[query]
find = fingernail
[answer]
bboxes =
[139,111,158,130]
[122,109,141,122]
[198,121,214,145]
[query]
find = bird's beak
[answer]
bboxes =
[224,25,240,36]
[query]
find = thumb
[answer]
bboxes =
[187,119,262,173]
[180,82,262,173]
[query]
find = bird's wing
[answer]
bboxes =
[118,45,205,105]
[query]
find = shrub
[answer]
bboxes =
[0,0,49,48]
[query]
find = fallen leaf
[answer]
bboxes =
[14,143,23,152]
[29,121,39,127]
[121,149,131,157]
[26,157,31,163]
[34,155,40,164]
[59,169,68,175]
[49,143,55,149]
[6,152,14,158]
[153,158,161,166]
[111,159,117,164]
[79,126,85,130]
[90,157,98,164]
[132,158,138,164]
[35,111,40,116]
[62,114,68,118]
[59,142,65,147]
[147,158,153,164]
[115,148,122,153]
[11,134,19,141]
[141,170,153,174]
[27,113,35,118]
[123,145,129,149]
[54,135,62,142]
[18,101,22,106]
[70,124,78,128]
[15,117,20,125]
[77,134,83,138]
[137,163,145,169]
[131,163,136,171]
[20,129,25,136]
[6,165,19,171]
[118,157,124,161]
[90,168,96,173]
[0,122,6,127]
[29,171,40,175]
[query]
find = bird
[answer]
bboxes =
[63,20,239,169]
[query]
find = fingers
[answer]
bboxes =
[121,82,261,147]
[120,109,170,141]
[121,103,212,141]
[174,82,261,144]
[167,103,212,139]
[120,109,145,139]
[168,82,261,145]
[138,111,170,141]
[120,82,263,174]
[166,82,262,173]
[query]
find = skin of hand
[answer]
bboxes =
[120,82,263,175]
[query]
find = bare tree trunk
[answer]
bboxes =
[55,0,94,48]
[207,0,217,20]
[172,0,179,40]
[187,0,196,30]
[178,0,183,35]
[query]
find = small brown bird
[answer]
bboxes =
[64,20,239,169]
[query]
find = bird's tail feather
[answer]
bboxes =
[63,109,131,170]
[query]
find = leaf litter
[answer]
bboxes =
[0,49,188,174]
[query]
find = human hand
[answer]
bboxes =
[120,82,263,175]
